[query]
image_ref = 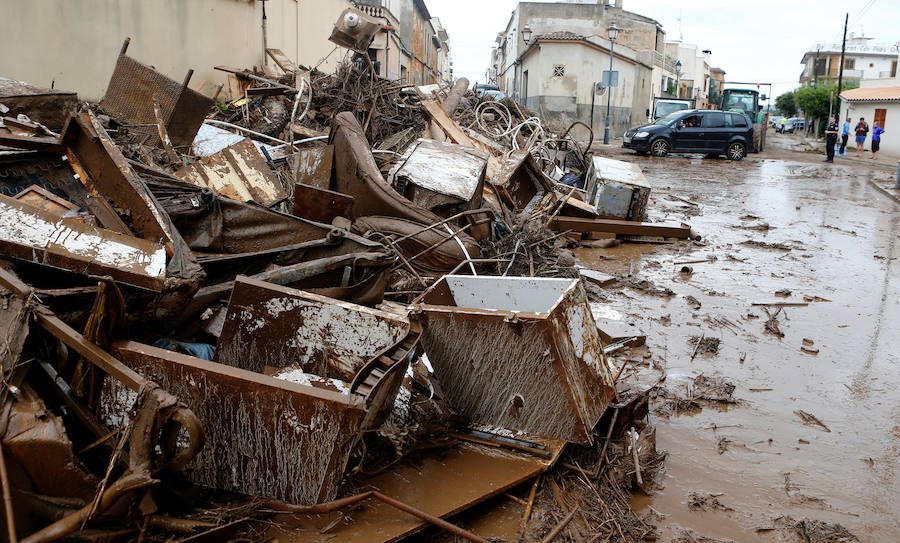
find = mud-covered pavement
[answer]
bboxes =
[581,130,900,541]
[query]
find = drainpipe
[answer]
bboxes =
[261,0,268,67]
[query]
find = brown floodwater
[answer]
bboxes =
[579,132,900,541]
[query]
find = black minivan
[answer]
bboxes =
[623,109,754,160]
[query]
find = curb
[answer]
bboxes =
[867,179,900,205]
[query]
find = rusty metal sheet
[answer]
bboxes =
[0,194,167,290]
[411,275,616,445]
[330,112,444,224]
[292,183,354,223]
[389,138,488,215]
[99,51,212,148]
[176,138,287,207]
[60,111,205,285]
[4,385,100,502]
[489,150,554,212]
[0,76,78,131]
[266,440,564,543]
[292,145,334,189]
[104,341,366,504]
[216,276,409,381]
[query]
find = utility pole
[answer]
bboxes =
[814,45,821,88]
[834,13,849,121]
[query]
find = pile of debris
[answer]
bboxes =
[0,9,696,542]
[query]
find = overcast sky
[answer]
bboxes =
[427,0,896,101]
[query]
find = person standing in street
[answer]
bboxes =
[780,116,787,133]
[855,117,869,156]
[824,116,838,163]
[839,117,850,156]
[871,122,884,160]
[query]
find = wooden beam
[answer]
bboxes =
[549,216,691,239]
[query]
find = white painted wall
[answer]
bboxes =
[0,0,357,101]
[838,100,900,156]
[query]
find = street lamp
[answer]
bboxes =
[521,25,532,45]
[674,60,682,98]
[603,22,620,145]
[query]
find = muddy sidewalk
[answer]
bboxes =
[582,130,900,541]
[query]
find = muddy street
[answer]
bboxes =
[580,130,900,541]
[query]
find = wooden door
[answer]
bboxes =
[874,108,886,129]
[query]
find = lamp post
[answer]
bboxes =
[518,25,532,104]
[674,60,682,98]
[603,22,620,145]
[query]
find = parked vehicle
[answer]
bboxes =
[623,109,754,160]
[650,97,696,121]
[782,117,805,133]
[480,90,508,101]
[473,83,500,98]
[770,115,784,128]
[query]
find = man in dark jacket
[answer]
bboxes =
[824,116,838,163]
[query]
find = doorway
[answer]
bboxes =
[874,108,886,129]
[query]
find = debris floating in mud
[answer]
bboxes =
[775,288,792,297]
[671,528,737,543]
[796,519,859,542]
[685,295,702,310]
[692,374,735,402]
[687,491,733,511]
[794,410,831,432]
[801,338,819,355]
[741,240,794,251]
[689,335,720,356]
[763,307,785,338]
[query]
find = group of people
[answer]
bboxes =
[824,116,885,163]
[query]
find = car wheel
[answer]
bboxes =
[650,138,670,157]
[727,142,746,161]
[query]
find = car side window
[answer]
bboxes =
[705,112,726,128]
[682,115,701,128]
[731,114,748,128]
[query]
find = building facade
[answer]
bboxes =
[799,34,899,87]
[516,32,653,135]
[2,0,448,102]
[487,1,689,135]
[838,73,900,156]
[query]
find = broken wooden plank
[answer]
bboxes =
[549,216,691,239]
[266,48,299,73]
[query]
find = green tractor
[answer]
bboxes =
[719,85,770,152]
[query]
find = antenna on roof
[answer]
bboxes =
[677,9,683,41]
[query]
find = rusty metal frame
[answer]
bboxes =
[99,40,213,149]
[411,275,616,445]
[107,341,366,504]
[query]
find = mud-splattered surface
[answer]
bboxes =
[583,131,900,541]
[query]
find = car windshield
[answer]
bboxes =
[722,92,756,113]
[655,102,690,118]
[653,111,688,126]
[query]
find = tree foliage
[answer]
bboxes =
[775,91,797,117]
